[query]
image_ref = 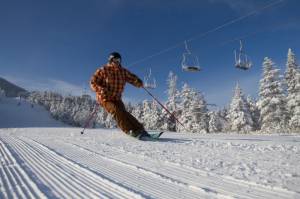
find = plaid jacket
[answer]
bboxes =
[90,64,142,103]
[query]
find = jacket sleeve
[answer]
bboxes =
[90,68,106,92]
[124,68,143,87]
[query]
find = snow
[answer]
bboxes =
[1,128,299,199]
[1,97,300,198]
[0,97,65,128]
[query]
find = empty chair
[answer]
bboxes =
[234,40,252,70]
[144,68,157,89]
[181,41,201,72]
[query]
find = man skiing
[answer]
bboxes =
[90,52,151,139]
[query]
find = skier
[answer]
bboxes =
[90,52,151,139]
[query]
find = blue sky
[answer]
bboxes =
[1,0,300,107]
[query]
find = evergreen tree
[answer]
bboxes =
[58,96,77,125]
[208,111,226,133]
[142,100,162,130]
[132,103,143,122]
[72,95,93,127]
[258,57,288,133]
[95,106,108,128]
[177,83,208,133]
[289,71,300,131]
[220,107,231,132]
[163,71,180,131]
[141,100,152,129]
[285,48,299,93]
[26,91,114,128]
[191,91,209,133]
[285,48,300,130]
[104,113,117,128]
[246,95,260,131]
[227,83,253,133]
[126,102,134,114]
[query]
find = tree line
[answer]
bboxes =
[19,48,300,133]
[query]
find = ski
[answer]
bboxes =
[149,131,164,139]
[138,131,164,141]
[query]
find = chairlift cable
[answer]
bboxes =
[220,30,263,46]
[127,0,285,68]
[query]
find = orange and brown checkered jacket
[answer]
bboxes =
[90,64,142,103]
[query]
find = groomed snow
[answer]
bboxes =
[0,98,64,128]
[1,128,299,199]
[0,98,299,198]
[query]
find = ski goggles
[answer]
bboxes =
[112,58,121,64]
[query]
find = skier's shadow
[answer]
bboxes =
[154,138,192,143]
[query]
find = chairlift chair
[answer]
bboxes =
[234,40,252,70]
[181,41,201,72]
[144,68,157,89]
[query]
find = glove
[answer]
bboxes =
[135,78,143,88]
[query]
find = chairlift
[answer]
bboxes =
[234,40,252,70]
[181,41,201,72]
[144,68,157,89]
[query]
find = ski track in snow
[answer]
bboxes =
[0,134,145,199]
[0,138,47,199]
[60,140,296,199]
[0,128,299,199]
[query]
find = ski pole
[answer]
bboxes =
[143,87,185,128]
[80,105,99,134]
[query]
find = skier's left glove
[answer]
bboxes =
[135,78,143,88]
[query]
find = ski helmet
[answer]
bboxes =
[108,52,122,63]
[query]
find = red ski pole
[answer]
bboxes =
[143,87,185,128]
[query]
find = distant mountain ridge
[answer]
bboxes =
[0,77,28,97]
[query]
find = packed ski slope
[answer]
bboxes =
[1,128,300,199]
[0,97,64,128]
[0,98,300,198]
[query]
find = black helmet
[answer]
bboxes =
[108,52,122,62]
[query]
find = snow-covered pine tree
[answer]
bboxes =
[104,113,117,128]
[227,83,253,133]
[218,107,230,131]
[94,106,107,128]
[26,91,111,128]
[141,100,152,129]
[208,111,226,133]
[258,57,288,133]
[191,91,209,133]
[141,100,162,130]
[289,71,300,132]
[72,95,94,127]
[246,95,260,131]
[126,102,134,114]
[177,83,209,133]
[177,83,192,132]
[92,102,116,128]
[57,96,76,125]
[163,71,180,131]
[285,48,299,92]
[131,102,143,122]
[285,48,300,130]
[151,100,163,130]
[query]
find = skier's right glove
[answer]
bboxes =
[135,78,143,88]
